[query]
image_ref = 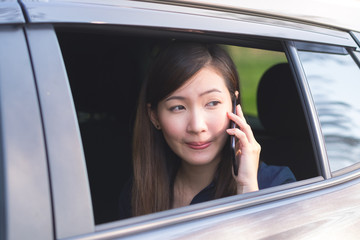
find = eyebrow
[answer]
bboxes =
[165,88,222,102]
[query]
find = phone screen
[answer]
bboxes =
[230,98,238,176]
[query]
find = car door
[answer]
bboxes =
[19,0,360,239]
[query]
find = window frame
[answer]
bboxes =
[54,25,323,233]
[23,0,356,48]
[283,41,331,179]
[24,25,95,239]
[350,31,360,48]
[0,25,53,239]
[350,50,360,67]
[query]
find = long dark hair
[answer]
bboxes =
[132,42,240,217]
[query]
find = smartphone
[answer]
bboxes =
[230,97,238,176]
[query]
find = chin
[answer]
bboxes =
[183,153,220,166]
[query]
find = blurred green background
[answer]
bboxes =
[225,46,287,117]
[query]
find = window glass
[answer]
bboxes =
[298,50,360,171]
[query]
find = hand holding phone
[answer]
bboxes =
[227,92,261,192]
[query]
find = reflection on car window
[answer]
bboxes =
[298,51,360,171]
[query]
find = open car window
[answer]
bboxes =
[56,27,318,225]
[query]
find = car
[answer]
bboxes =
[1,0,360,239]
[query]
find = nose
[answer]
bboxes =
[186,109,208,134]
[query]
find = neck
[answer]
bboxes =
[172,157,220,208]
[177,162,217,191]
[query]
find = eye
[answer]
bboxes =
[169,105,185,112]
[206,101,221,107]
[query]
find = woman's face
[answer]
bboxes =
[150,66,233,168]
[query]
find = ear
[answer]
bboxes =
[147,103,161,130]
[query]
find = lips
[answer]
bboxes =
[186,141,211,150]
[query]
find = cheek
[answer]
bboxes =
[158,114,185,139]
[207,109,230,134]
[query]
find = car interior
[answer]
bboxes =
[56,27,319,225]
[256,63,318,180]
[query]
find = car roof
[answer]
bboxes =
[16,0,360,32]
[154,0,360,32]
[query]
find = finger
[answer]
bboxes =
[236,148,242,156]
[236,104,246,121]
[227,112,256,142]
[226,128,250,148]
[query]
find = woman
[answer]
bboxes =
[119,42,295,219]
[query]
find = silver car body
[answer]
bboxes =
[1,0,360,239]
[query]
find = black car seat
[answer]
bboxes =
[256,63,318,180]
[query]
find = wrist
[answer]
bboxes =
[237,182,259,194]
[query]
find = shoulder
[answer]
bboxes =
[257,162,296,189]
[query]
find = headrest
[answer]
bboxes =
[257,63,307,136]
